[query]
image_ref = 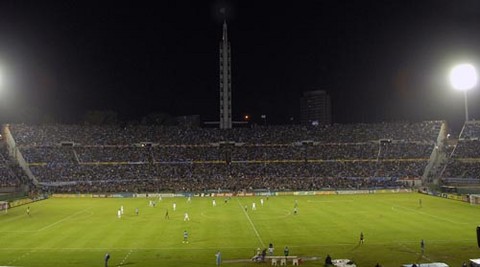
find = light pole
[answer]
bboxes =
[450,63,478,122]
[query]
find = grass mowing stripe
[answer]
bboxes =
[0,246,277,250]
[236,198,265,248]
[0,238,472,250]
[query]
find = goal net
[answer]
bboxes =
[469,194,480,205]
[0,201,8,212]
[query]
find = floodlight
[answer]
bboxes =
[450,64,477,91]
[450,63,478,122]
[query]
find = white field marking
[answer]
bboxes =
[389,204,468,225]
[0,210,94,234]
[398,242,434,262]
[307,200,354,203]
[6,249,33,265]
[37,208,93,232]
[236,199,265,248]
[117,249,133,266]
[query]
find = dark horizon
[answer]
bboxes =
[0,1,480,131]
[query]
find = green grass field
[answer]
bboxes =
[0,193,479,267]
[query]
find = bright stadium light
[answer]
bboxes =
[450,64,478,121]
[450,64,477,91]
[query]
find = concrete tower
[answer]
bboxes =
[219,20,232,129]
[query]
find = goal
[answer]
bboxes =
[469,194,480,205]
[0,201,8,212]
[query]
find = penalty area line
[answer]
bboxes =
[117,249,133,266]
[6,249,34,266]
[37,208,92,232]
[388,204,467,225]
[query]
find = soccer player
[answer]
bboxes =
[251,249,261,262]
[120,205,124,215]
[117,209,121,219]
[184,212,190,221]
[212,199,216,207]
[173,202,176,211]
[252,202,256,210]
[26,206,30,216]
[215,251,222,266]
[419,199,422,208]
[293,207,298,215]
[135,207,139,216]
[244,205,248,212]
[165,209,169,219]
[359,232,364,244]
[104,252,110,267]
[183,230,189,243]
[420,239,425,254]
[284,246,289,258]
[260,198,264,206]
[294,200,298,208]
[187,196,191,203]
[268,243,274,256]
[325,254,332,265]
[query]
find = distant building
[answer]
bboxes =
[300,90,332,126]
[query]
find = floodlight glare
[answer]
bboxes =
[450,63,477,122]
[450,64,477,91]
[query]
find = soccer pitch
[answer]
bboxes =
[0,193,479,267]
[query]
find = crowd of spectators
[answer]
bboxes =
[458,121,480,140]
[10,121,442,145]
[442,122,480,183]
[0,144,29,189]
[6,121,442,193]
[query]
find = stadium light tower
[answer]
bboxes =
[450,63,478,122]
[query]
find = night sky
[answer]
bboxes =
[1,1,480,129]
